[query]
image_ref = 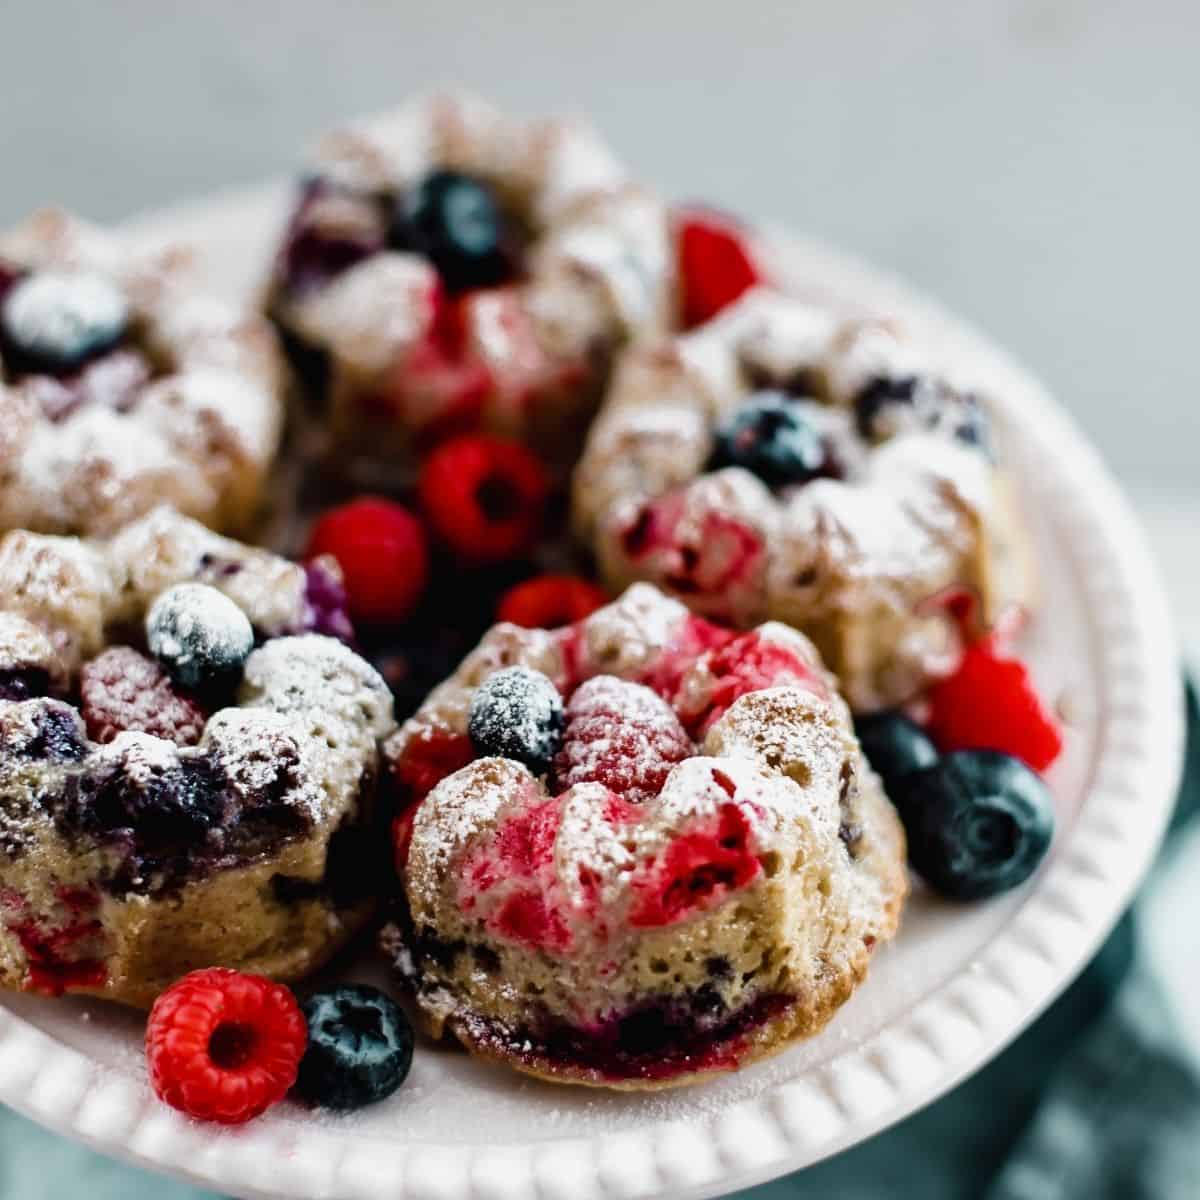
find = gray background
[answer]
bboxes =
[2,0,1198,490]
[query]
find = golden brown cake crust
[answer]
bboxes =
[0,209,284,538]
[571,289,1033,710]
[383,584,907,1089]
[0,509,396,1008]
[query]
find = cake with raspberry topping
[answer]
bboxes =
[0,209,285,537]
[0,507,395,1007]
[381,583,906,1089]
[263,92,675,477]
[571,289,1032,711]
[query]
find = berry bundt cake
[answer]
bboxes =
[381,583,906,1089]
[264,92,675,475]
[0,209,285,537]
[0,507,395,1007]
[572,288,1032,711]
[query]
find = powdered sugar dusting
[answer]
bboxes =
[575,289,1012,709]
[0,209,283,537]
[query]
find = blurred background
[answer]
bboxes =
[2,1,1199,1196]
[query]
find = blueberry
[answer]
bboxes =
[296,984,414,1110]
[390,170,514,293]
[0,269,129,376]
[145,583,254,692]
[890,750,1054,900]
[854,376,922,441]
[468,665,564,775]
[712,392,832,487]
[855,711,939,784]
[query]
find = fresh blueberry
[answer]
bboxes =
[295,984,414,1110]
[278,177,384,297]
[468,665,564,775]
[711,391,832,487]
[854,376,920,441]
[948,392,992,453]
[390,170,514,293]
[145,583,254,692]
[0,269,129,376]
[855,711,939,784]
[890,749,1054,900]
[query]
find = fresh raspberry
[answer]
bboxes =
[554,676,692,803]
[390,727,475,871]
[677,210,766,328]
[79,647,206,746]
[925,635,1063,773]
[679,632,824,736]
[391,727,475,805]
[418,433,549,563]
[145,968,307,1125]
[496,574,608,629]
[306,497,430,625]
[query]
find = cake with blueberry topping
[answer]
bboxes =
[0,507,394,1006]
[381,583,906,1089]
[0,209,285,537]
[571,288,1032,710]
[263,92,675,476]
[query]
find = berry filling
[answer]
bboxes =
[466,988,792,1083]
[619,491,765,615]
[301,559,356,642]
[629,802,760,927]
[677,631,825,736]
[2,888,108,996]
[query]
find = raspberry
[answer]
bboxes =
[679,632,823,736]
[145,968,307,1125]
[80,647,206,746]
[390,726,475,870]
[418,433,549,563]
[496,574,609,629]
[391,727,475,805]
[677,210,766,329]
[554,677,692,803]
[307,497,430,625]
[925,636,1063,773]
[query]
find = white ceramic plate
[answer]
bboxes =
[0,186,1184,1200]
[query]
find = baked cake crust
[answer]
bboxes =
[382,584,906,1089]
[0,209,285,538]
[571,289,1033,711]
[265,92,676,471]
[0,508,395,1007]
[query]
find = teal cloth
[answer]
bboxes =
[3,685,1197,1200]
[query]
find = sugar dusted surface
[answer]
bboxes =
[0,209,283,537]
[574,289,1013,708]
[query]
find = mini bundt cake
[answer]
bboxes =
[571,289,1032,711]
[381,583,906,1089]
[0,209,285,537]
[0,507,395,1007]
[264,91,675,474]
